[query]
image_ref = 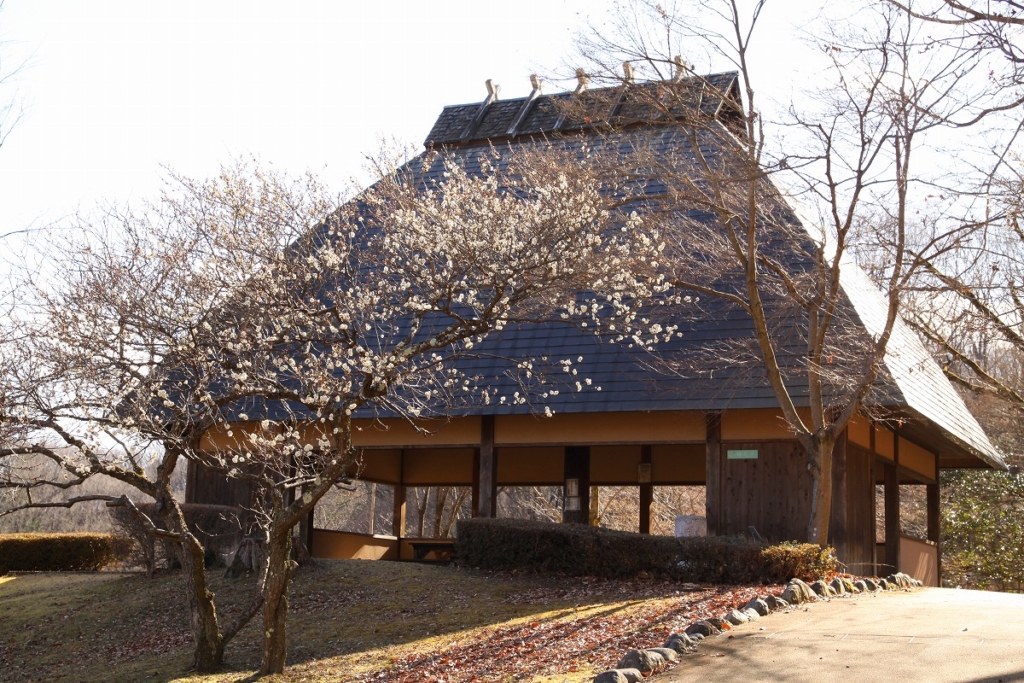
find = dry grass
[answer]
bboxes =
[0,561,772,683]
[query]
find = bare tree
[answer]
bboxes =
[888,0,1024,78]
[903,166,1024,407]
[877,2,1024,411]
[407,486,472,538]
[496,486,564,523]
[0,162,339,672]
[569,0,1003,544]
[0,0,23,156]
[1,150,660,675]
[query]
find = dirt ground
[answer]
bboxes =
[0,561,774,683]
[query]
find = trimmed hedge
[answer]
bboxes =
[455,518,837,584]
[0,533,133,575]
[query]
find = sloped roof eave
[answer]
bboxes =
[836,260,1006,470]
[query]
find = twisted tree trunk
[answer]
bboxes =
[259,526,298,675]
[159,494,225,672]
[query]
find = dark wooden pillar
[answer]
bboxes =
[829,430,849,563]
[563,446,591,525]
[473,416,497,518]
[928,450,941,585]
[184,459,198,504]
[705,412,722,536]
[884,439,901,575]
[393,450,407,539]
[368,483,377,534]
[639,445,653,534]
[300,508,314,554]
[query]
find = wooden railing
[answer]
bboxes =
[310,529,399,561]
[874,536,938,586]
[900,536,938,586]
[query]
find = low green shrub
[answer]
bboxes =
[760,541,839,582]
[455,518,837,584]
[0,532,133,574]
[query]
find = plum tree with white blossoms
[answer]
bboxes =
[0,149,663,675]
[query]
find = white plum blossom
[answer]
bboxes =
[0,149,676,676]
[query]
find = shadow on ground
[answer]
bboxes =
[0,559,758,683]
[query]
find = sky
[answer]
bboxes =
[0,1,825,262]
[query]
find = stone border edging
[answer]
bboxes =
[592,572,924,683]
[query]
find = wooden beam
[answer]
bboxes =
[393,451,407,539]
[563,446,591,525]
[367,483,376,535]
[471,449,480,518]
[474,416,497,518]
[929,450,941,585]
[704,412,722,536]
[184,459,197,504]
[639,445,653,534]
[301,508,314,555]
[829,429,849,562]
[884,439,901,575]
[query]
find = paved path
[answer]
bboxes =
[657,587,1024,683]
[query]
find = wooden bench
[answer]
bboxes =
[408,539,455,563]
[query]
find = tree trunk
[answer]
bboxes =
[161,498,225,672]
[259,528,298,675]
[180,532,225,671]
[589,486,600,526]
[368,483,376,534]
[805,438,834,545]
[415,488,428,538]
[440,488,471,538]
[433,487,450,538]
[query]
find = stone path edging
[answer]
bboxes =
[591,572,924,683]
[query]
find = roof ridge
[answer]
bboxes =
[424,71,741,147]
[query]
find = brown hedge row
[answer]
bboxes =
[760,540,839,582]
[455,518,837,584]
[0,533,133,574]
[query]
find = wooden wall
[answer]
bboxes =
[717,440,812,542]
[840,444,877,574]
[186,408,934,576]
[186,460,258,509]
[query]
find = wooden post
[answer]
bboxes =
[829,429,849,563]
[368,483,376,535]
[928,450,941,585]
[704,412,722,536]
[393,451,407,539]
[474,416,497,518]
[184,459,197,504]
[301,508,314,555]
[884,438,901,575]
[563,446,590,525]
[471,449,480,518]
[870,423,878,574]
[639,445,653,534]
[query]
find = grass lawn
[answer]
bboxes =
[0,561,772,682]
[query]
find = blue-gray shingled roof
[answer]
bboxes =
[413,73,1005,469]
[237,72,1004,470]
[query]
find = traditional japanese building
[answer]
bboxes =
[187,71,1005,584]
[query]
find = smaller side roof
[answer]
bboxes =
[840,259,1006,470]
